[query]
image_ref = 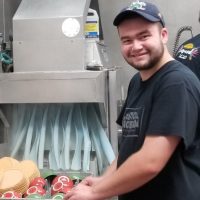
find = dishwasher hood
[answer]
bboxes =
[13,0,90,72]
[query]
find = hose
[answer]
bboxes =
[0,52,13,65]
[173,26,193,57]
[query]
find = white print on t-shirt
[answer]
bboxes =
[122,107,144,137]
[123,111,139,129]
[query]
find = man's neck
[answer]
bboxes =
[140,50,174,81]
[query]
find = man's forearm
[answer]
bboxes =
[101,157,117,178]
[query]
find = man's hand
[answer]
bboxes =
[64,183,102,200]
[81,176,104,186]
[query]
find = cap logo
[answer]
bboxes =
[157,12,162,19]
[128,1,146,11]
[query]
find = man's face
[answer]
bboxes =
[118,17,167,71]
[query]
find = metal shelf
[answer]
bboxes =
[0,70,107,103]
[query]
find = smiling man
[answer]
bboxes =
[64,1,200,200]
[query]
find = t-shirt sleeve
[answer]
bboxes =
[146,82,198,148]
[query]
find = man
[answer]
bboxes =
[65,1,200,200]
[175,12,200,80]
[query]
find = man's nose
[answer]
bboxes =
[131,40,143,51]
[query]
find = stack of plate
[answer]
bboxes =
[0,157,19,172]
[0,157,41,195]
[0,169,29,194]
[19,160,40,183]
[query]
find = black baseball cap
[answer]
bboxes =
[113,1,165,27]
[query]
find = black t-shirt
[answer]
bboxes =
[117,60,200,200]
[175,34,200,80]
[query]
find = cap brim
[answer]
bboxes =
[113,10,161,26]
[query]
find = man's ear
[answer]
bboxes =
[161,28,168,44]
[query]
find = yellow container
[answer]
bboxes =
[85,8,99,40]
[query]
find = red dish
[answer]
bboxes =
[1,191,22,199]
[24,185,46,197]
[30,177,46,188]
[51,181,72,196]
[51,175,73,188]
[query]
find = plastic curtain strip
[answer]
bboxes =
[52,105,61,169]
[81,104,91,172]
[10,104,26,153]
[29,105,44,164]
[48,104,58,169]
[11,105,30,157]
[71,104,84,170]
[23,105,37,159]
[90,104,115,164]
[59,126,66,169]
[63,105,73,170]
[10,105,20,146]
[38,105,49,169]
[88,106,104,173]
[10,103,115,174]
[29,125,40,163]
[49,122,58,170]
[59,104,73,169]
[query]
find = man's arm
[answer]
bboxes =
[65,135,180,200]
[91,135,181,199]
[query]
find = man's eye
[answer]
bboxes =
[140,35,149,40]
[121,39,131,44]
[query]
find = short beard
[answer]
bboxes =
[130,43,164,71]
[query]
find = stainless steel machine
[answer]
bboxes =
[0,0,123,180]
